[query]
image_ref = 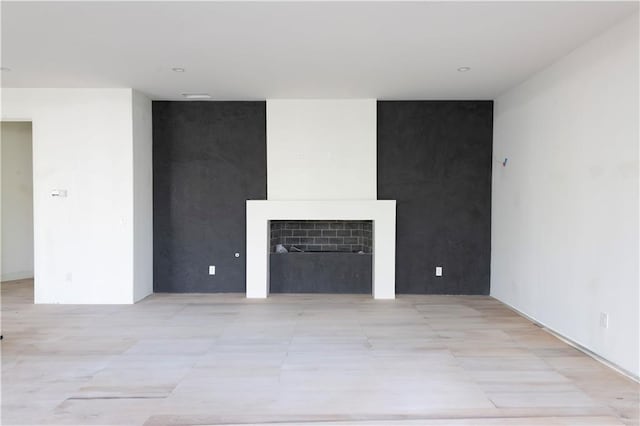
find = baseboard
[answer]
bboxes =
[1,271,34,282]
[496,298,639,383]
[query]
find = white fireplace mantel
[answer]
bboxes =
[246,200,396,299]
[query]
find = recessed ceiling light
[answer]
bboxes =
[172,67,185,73]
[457,67,471,72]
[182,93,211,100]
[0,67,11,72]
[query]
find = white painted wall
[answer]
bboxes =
[267,99,377,200]
[1,122,34,281]
[132,90,153,302]
[1,88,152,304]
[491,14,639,377]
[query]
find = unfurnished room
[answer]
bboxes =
[0,1,638,425]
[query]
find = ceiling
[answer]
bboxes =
[1,1,637,100]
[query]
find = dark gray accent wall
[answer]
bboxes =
[377,101,493,295]
[153,101,266,293]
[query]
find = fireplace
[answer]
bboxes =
[246,200,396,299]
[269,220,373,294]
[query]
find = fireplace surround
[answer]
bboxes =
[246,200,396,299]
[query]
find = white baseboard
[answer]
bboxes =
[497,298,639,383]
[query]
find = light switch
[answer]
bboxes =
[51,189,67,197]
[209,265,216,275]
[435,266,443,277]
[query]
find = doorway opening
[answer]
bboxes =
[1,122,34,301]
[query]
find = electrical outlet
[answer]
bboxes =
[208,265,216,275]
[600,312,608,329]
[435,266,443,277]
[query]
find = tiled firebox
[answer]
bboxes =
[270,220,373,253]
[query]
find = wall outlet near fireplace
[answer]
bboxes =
[435,266,443,277]
[209,265,216,275]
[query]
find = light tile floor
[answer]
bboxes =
[2,279,638,425]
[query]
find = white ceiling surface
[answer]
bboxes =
[1,2,638,100]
